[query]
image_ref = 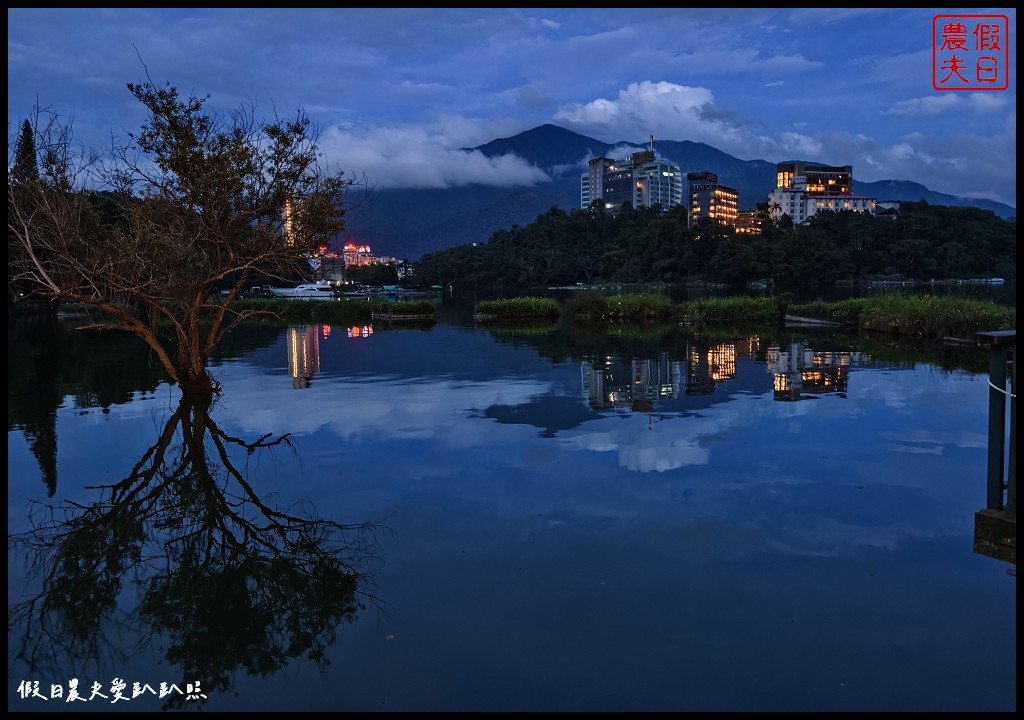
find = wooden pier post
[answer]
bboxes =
[974,330,1016,565]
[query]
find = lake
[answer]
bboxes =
[7,307,1016,712]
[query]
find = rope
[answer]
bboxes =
[987,378,1016,398]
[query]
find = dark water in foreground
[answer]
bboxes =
[7,312,1016,712]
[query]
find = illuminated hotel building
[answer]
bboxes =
[768,162,875,225]
[283,198,296,245]
[687,171,739,229]
[343,242,375,267]
[581,150,683,213]
[735,210,766,235]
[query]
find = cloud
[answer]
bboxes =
[217,368,555,447]
[320,118,550,190]
[967,93,1009,113]
[884,95,961,116]
[562,429,711,473]
[851,117,1017,205]
[8,9,1014,207]
[553,81,749,151]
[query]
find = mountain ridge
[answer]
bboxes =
[345,124,1016,261]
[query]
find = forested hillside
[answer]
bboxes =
[412,201,1016,289]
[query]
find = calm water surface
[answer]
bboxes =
[7,312,1016,711]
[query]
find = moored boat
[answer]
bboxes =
[267,283,338,300]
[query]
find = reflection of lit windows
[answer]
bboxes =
[287,326,320,390]
[708,343,737,382]
[767,344,863,399]
[346,324,374,338]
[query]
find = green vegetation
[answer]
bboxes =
[472,290,1013,340]
[604,293,676,319]
[475,297,561,319]
[370,299,437,320]
[567,291,675,319]
[793,293,1016,339]
[10,119,39,185]
[682,292,1014,339]
[414,202,1016,290]
[679,296,782,324]
[65,287,1013,341]
[565,289,609,318]
[232,297,371,322]
[231,297,436,323]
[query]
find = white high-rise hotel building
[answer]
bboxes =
[581,149,683,213]
[768,162,876,225]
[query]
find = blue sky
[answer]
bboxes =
[7,8,1017,208]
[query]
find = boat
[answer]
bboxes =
[267,283,338,300]
[785,313,841,327]
[383,285,440,298]
[341,284,381,297]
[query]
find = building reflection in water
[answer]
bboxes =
[687,340,739,396]
[581,338,744,412]
[580,337,874,411]
[582,353,683,412]
[287,325,321,389]
[287,324,373,389]
[766,342,871,401]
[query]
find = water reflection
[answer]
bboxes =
[580,336,741,411]
[287,325,321,389]
[7,315,168,497]
[583,353,684,411]
[580,336,882,412]
[8,315,1015,711]
[346,324,374,339]
[286,324,375,388]
[8,394,387,710]
[766,343,873,401]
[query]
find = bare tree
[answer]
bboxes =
[8,80,369,396]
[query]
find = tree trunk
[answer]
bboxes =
[175,368,217,397]
[174,323,218,397]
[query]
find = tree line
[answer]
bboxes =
[412,201,1016,289]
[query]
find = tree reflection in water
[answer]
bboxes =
[8,394,389,709]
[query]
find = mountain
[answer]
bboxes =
[344,124,1016,261]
